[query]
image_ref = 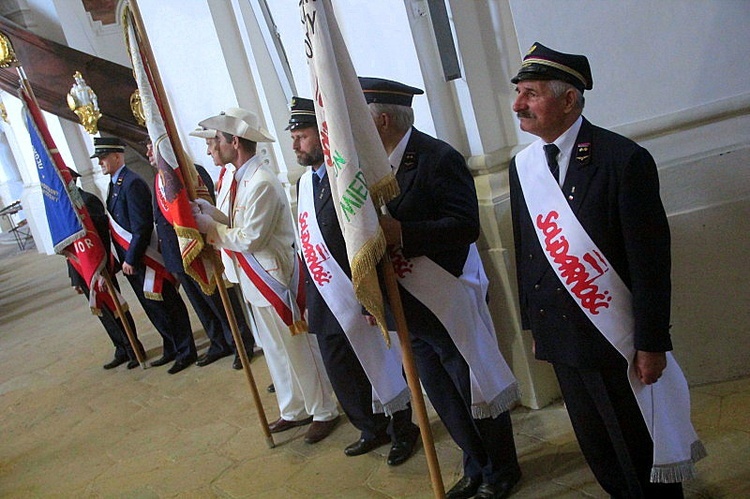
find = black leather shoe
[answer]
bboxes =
[196,350,231,367]
[103,357,127,370]
[126,359,139,369]
[150,355,176,367]
[474,473,521,499]
[387,426,420,466]
[344,434,391,456]
[233,350,253,370]
[267,383,275,393]
[168,356,196,375]
[446,476,482,499]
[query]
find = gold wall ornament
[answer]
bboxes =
[67,71,102,135]
[0,32,19,68]
[0,101,8,123]
[130,88,145,126]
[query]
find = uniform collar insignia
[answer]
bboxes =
[575,142,591,165]
[402,151,417,170]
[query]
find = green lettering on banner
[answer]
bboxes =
[339,170,369,222]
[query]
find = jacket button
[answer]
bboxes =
[533,284,540,290]
[528,254,534,260]
[562,314,567,320]
[539,309,545,316]
[556,287,562,292]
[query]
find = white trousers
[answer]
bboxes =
[251,304,339,422]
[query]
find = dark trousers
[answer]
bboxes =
[81,276,142,360]
[553,363,684,499]
[401,288,519,485]
[316,331,415,442]
[124,270,196,361]
[177,274,255,357]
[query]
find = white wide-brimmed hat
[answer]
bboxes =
[199,108,275,143]
[188,127,217,139]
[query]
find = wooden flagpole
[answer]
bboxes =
[127,0,274,448]
[101,269,147,367]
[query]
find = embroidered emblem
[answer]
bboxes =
[575,142,591,164]
[402,151,417,171]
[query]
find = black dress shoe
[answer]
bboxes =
[446,476,482,499]
[387,426,420,466]
[196,350,231,367]
[126,359,139,369]
[474,473,521,499]
[232,350,253,370]
[168,356,196,375]
[103,357,127,370]
[150,355,176,367]
[344,434,391,456]
[267,383,275,393]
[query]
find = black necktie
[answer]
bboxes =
[544,143,560,182]
[312,173,321,198]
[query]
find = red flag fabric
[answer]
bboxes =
[123,7,219,294]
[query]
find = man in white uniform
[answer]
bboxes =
[192,108,340,444]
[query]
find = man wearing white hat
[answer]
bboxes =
[192,108,340,444]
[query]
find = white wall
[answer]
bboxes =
[509,0,750,134]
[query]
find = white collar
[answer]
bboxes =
[388,127,413,173]
[548,115,583,185]
[234,155,261,180]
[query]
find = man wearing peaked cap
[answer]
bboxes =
[290,96,420,463]
[509,43,704,497]
[358,77,424,106]
[93,136,198,374]
[191,107,341,443]
[510,42,592,92]
[363,77,522,499]
[90,136,126,158]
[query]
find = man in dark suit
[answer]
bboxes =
[93,137,197,374]
[361,78,521,499]
[67,172,143,370]
[147,141,255,370]
[509,42,697,497]
[288,97,420,465]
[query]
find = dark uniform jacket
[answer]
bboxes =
[387,128,479,278]
[300,171,349,337]
[107,166,153,268]
[510,118,673,368]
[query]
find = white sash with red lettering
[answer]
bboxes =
[391,244,519,419]
[515,141,706,482]
[109,216,176,301]
[298,171,410,415]
[227,249,307,335]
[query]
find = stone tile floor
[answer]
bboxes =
[1,235,748,498]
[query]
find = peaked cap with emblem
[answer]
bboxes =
[199,107,275,143]
[359,77,424,107]
[286,96,317,131]
[90,137,126,158]
[511,42,593,93]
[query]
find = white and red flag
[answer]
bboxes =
[123,6,219,294]
[300,0,399,339]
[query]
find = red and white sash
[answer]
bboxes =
[391,244,519,419]
[298,171,410,414]
[109,216,176,301]
[516,141,706,482]
[227,248,307,335]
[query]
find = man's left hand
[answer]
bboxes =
[634,350,667,385]
[122,262,136,275]
[379,215,402,247]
